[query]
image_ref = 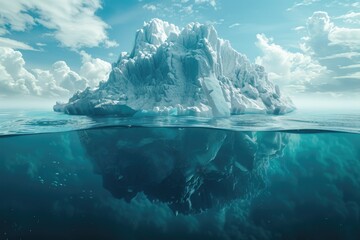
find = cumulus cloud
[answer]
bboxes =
[31,68,70,98]
[306,11,360,54]
[0,47,41,96]
[79,51,112,88]
[304,11,360,90]
[255,34,328,93]
[256,10,360,94]
[0,47,112,98]
[53,61,87,92]
[0,0,117,49]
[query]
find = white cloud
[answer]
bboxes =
[339,63,360,69]
[195,0,217,8]
[36,43,46,47]
[50,61,87,94]
[334,72,360,79]
[304,11,360,84]
[0,0,117,49]
[255,34,328,92]
[0,37,36,50]
[0,47,41,96]
[320,52,360,60]
[328,27,360,49]
[336,12,360,24]
[255,10,360,94]
[293,26,306,31]
[31,68,70,98]
[229,23,241,29]
[330,1,360,9]
[205,19,224,26]
[143,4,157,11]
[142,0,217,19]
[0,47,112,98]
[79,51,112,88]
[104,40,119,48]
[287,0,319,11]
[306,11,333,38]
[306,11,360,54]
[181,5,194,14]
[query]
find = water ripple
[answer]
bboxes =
[0,109,359,136]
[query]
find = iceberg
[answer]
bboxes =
[78,127,289,213]
[55,19,295,117]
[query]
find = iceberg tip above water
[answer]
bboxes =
[54,18,295,117]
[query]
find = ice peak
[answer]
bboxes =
[179,22,219,49]
[131,18,180,56]
[143,18,180,42]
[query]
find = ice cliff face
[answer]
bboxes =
[55,19,295,117]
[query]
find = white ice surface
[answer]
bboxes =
[55,19,295,116]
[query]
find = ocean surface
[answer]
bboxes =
[0,109,359,239]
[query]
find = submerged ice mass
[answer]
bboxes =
[79,128,288,214]
[55,19,295,117]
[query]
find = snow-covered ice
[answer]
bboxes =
[55,19,295,117]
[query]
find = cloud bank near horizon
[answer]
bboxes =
[0,47,111,99]
[256,11,360,95]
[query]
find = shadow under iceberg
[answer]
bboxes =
[78,127,289,214]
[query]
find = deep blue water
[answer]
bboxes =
[0,110,359,239]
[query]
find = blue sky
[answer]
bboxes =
[0,0,359,107]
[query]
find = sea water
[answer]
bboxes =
[0,109,359,239]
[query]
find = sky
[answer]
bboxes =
[0,0,359,108]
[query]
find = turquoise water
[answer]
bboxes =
[1,109,359,135]
[0,110,359,239]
